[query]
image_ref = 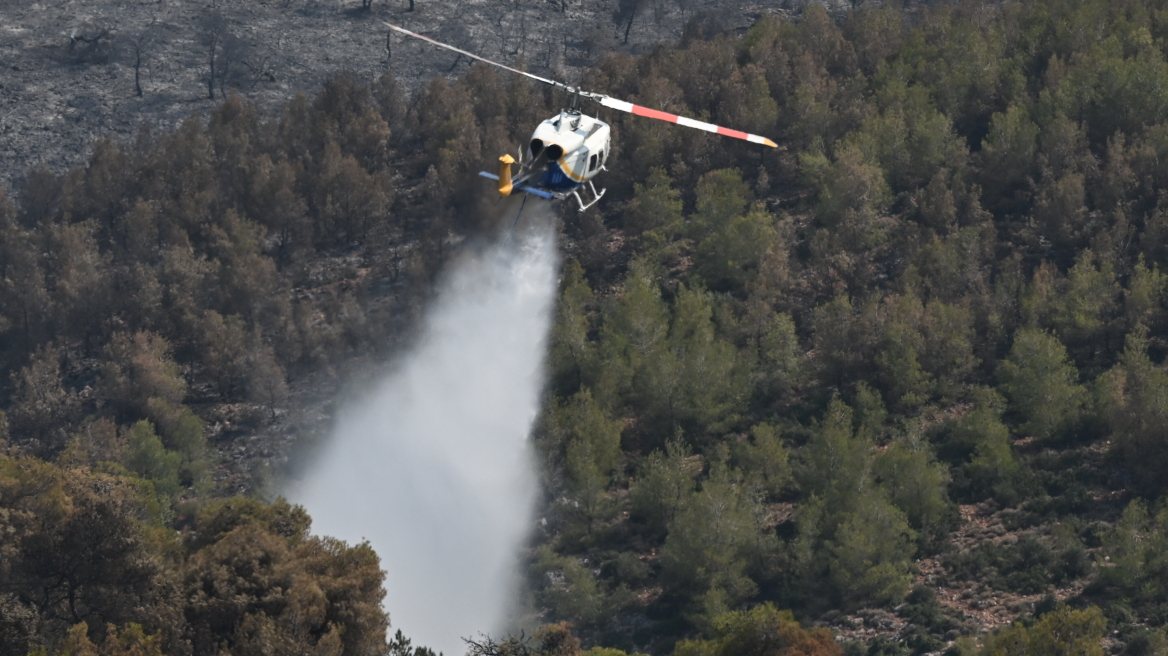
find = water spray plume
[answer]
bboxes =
[290,207,559,656]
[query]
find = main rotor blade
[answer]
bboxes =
[599,97,778,148]
[384,23,602,101]
[384,22,777,149]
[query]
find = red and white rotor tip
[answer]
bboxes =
[599,98,778,148]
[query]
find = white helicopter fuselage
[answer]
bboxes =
[526,111,611,192]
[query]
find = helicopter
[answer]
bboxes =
[385,23,778,212]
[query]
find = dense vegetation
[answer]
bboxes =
[0,465,389,656]
[529,0,1168,652]
[4,0,1168,654]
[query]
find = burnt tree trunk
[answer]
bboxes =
[207,50,216,100]
[133,53,143,97]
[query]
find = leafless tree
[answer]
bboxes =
[493,9,528,57]
[441,24,473,71]
[217,34,249,99]
[248,348,288,420]
[240,50,276,89]
[198,12,228,100]
[582,22,613,61]
[126,20,159,97]
[614,0,688,44]
[198,11,249,100]
[463,633,535,656]
[517,13,528,57]
[613,0,643,44]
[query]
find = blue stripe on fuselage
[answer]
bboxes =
[539,162,581,192]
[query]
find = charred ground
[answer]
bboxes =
[0,0,793,190]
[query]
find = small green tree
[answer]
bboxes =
[551,389,624,482]
[1095,328,1168,495]
[752,312,806,413]
[796,397,872,507]
[126,420,181,498]
[734,423,792,499]
[545,389,624,535]
[661,285,745,443]
[625,168,685,264]
[690,169,752,244]
[827,495,916,607]
[548,260,596,396]
[982,605,1105,656]
[877,322,932,412]
[660,464,764,625]
[671,603,842,656]
[694,203,777,292]
[920,300,978,402]
[532,546,607,625]
[143,400,208,490]
[806,144,891,250]
[977,104,1038,215]
[874,434,952,549]
[997,328,1085,440]
[1124,257,1168,334]
[630,440,700,537]
[594,259,668,410]
[949,388,1023,504]
[852,381,887,443]
[1048,250,1120,371]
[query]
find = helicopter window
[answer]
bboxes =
[530,139,544,159]
[589,154,598,171]
[598,150,605,165]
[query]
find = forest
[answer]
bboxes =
[5,0,1168,653]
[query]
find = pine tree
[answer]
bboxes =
[997,328,1086,440]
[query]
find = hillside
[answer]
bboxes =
[5,0,1168,655]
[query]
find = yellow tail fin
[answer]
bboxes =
[497,154,515,196]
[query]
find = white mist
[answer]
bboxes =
[289,211,558,656]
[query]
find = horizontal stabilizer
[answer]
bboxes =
[478,172,556,199]
[518,186,556,199]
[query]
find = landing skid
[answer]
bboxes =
[569,180,606,212]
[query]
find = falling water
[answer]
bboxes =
[289,207,559,656]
